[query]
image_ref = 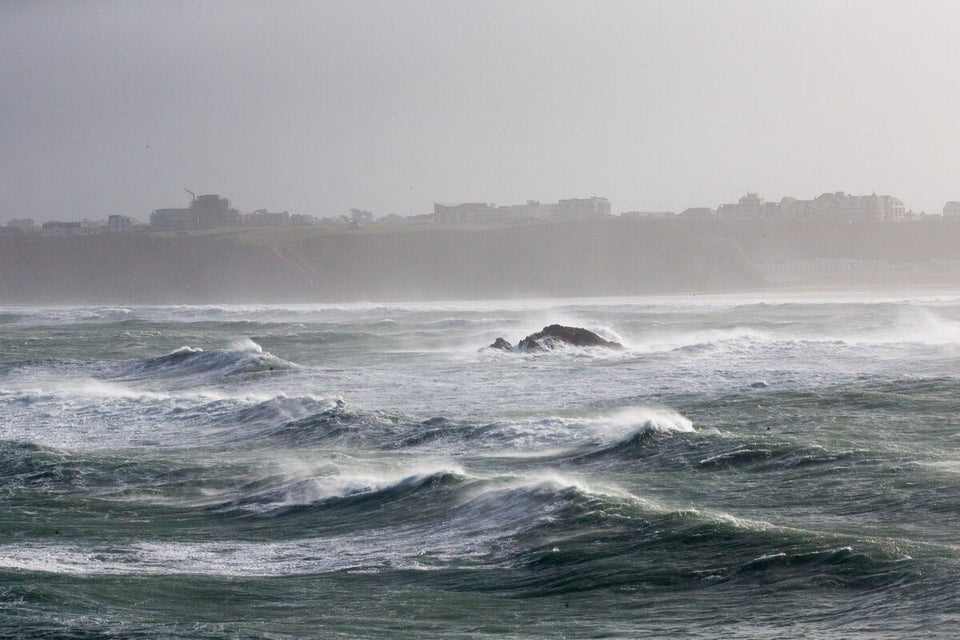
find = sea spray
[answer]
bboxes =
[1,295,958,638]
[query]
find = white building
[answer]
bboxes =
[556,197,611,221]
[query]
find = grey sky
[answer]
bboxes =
[2,0,959,222]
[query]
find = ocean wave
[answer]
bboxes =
[165,465,630,539]
[697,444,861,471]
[220,465,471,516]
[615,305,960,356]
[628,327,773,355]
[407,406,703,456]
[214,393,339,427]
[501,503,919,596]
[108,340,298,383]
[198,401,704,456]
[1,306,137,325]
[0,471,631,577]
[0,454,925,600]
[0,530,918,588]
[0,440,79,489]
[226,400,399,448]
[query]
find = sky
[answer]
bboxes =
[2,0,960,222]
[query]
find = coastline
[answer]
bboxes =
[3,218,960,304]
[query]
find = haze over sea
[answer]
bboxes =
[2,293,959,638]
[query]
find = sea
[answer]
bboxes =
[1,293,959,639]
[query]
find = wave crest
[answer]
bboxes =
[113,341,297,383]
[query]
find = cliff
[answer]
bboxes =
[689,218,960,262]
[0,219,763,303]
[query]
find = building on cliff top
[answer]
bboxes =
[714,191,905,223]
[434,197,610,225]
[150,194,239,231]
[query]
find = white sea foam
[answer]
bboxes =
[0,373,286,404]
[593,406,696,435]
[229,337,264,353]
[239,456,469,509]
[435,405,703,457]
[473,470,663,511]
[883,306,960,345]
[503,406,699,447]
[167,345,204,356]
[624,326,775,355]
[0,539,420,577]
[2,294,956,636]
[0,473,670,578]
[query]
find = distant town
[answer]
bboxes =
[4,189,960,237]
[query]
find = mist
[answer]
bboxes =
[3,1,960,223]
[3,1,960,304]
[5,7,960,635]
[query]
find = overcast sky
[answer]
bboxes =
[2,0,959,222]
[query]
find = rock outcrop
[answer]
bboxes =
[488,324,623,352]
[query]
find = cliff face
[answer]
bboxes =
[690,219,960,262]
[0,220,764,303]
[285,220,763,301]
[0,234,310,303]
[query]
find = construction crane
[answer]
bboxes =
[184,188,196,201]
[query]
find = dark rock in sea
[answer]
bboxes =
[520,325,624,351]
[486,324,624,352]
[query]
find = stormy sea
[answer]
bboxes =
[1,294,959,638]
